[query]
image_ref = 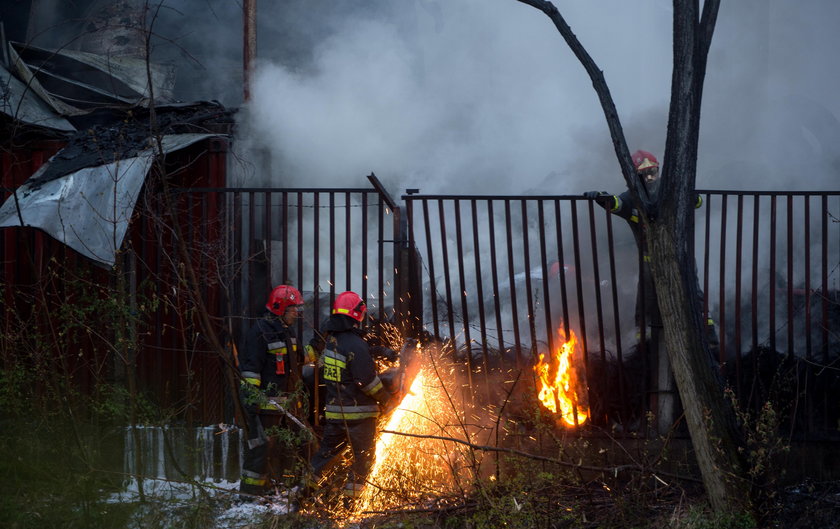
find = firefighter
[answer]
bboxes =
[307,291,394,506]
[585,150,718,431]
[584,150,718,332]
[238,284,317,498]
[584,150,668,332]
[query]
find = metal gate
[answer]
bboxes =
[404,191,840,436]
[174,174,413,348]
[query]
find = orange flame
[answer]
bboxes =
[534,328,589,426]
[355,367,459,514]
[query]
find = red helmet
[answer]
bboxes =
[631,150,659,172]
[266,285,303,316]
[332,291,366,322]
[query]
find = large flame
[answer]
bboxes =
[354,366,460,514]
[534,329,589,426]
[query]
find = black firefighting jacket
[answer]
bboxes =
[318,315,390,421]
[596,190,703,327]
[597,190,703,259]
[239,312,316,410]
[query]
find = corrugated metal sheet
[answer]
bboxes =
[0,63,75,131]
[0,133,223,266]
[8,41,175,115]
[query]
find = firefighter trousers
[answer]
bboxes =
[309,418,377,499]
[239,408,298,496]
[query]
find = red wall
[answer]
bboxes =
[1,137,231,424]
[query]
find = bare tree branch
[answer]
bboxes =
[380,429,701,484]
[513,0,644,214]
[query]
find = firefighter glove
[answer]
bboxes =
[584,191,608,199]
[308,335,325,355]
[370,345,399,362]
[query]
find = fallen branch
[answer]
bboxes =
[379,429,702,484]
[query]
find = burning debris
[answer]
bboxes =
[534,328,590,427]
[299,335,475,518]
[303,324,594,519]
[355,367,463,514]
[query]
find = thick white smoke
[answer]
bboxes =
[237,0,676,194]
[148,0,840,358]
[23,0,839,192]
[229,0,838,195]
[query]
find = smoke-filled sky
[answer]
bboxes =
[150,0,839,195]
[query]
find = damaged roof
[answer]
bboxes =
[8,41,175,116]
[0,133,221,267]
[1,98,234,267]
[0,62,75,133]
[1,27,236,269]
[27,101,233,189]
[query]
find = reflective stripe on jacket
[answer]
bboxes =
[320,328,387,421]
[238,314,313,403]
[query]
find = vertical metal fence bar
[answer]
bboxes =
[392,205,401,324]
[568,199,588,426]
[703,193,712,321]
[362,193,369,310]
[553,200,571,339]
[751,195,760,354]
[421,199,439,340]
[804,196,811,360]
[521,200,537,357]
[718,194,728,364]
[346,192,352,291]
[313,193,321,332]
[453,200,474,397]
[603,203,625,416]
[802,195,813,434]
[378,198,385,323]
[821,194,828,363]
[504,200,523,367]
[296,191,304,339]
[587,200,607,357]
[570,200,589,360]
[537,201,554,358]
[438,200,456,347]
[232,192,242,337]
[487,200,506,363]
[281,192,288,284]
[470,199,491,393]
[734,194,744,391]
[406,197,416,335]
[248,191,258,312]
[769,195,777,353]
[786,195,794,356]
[329,193,336,305]
[263,192,272,288]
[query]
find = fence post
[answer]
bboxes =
[367,174,422,338]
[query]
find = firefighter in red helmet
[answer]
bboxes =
[584,149,711,335]
[307,291,394,506]
[238,284,317,498]
[585,150,718,432]
[585,150,669,331]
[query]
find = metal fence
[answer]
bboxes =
[178,175,408,346]
[405,191,840,436]
[5,161,838,433]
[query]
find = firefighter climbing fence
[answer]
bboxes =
[405,191,840,437]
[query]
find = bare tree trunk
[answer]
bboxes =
[515,0,752,516]
[647,222,748,514]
